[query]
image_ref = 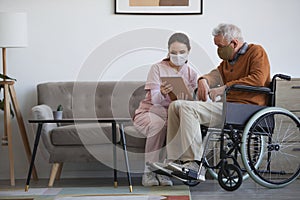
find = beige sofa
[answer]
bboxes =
[31,81,147,186]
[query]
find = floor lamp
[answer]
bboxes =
[0,12,37,186]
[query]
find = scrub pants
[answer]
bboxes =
[134,110,167,172]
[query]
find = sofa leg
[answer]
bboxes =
[55,163,63,180]
[48,163,61,187]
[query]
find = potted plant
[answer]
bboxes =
[0,73,17,118]
[53,104,63,120]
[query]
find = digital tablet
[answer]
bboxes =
[161,76,194,100]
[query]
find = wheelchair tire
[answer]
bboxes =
[217,163,243,191]
[241,107,300,188]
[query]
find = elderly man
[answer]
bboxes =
[154,23,271,181]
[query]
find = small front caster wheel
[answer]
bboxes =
[183,179,200,187]
[218,163,243,191]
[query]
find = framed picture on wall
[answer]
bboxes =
[115,0,203,15]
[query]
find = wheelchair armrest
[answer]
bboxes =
[226,84,273,95]
[194,85,272,101]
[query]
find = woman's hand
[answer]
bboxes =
[177,92,189,100]
[160,81,173,96]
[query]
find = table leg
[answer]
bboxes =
[112,122,118,188]
[119,123,132,192]
[9,84,38,181]
[25,123,43,191]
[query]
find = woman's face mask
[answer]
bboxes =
[170,53,188,66]
[217,42,234,60]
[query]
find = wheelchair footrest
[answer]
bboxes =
[172,169,198,181]
[147,162,172,177]
[186,169,199,180]
[151,168,172,177]
[147,162,198,181]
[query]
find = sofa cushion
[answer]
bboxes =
[50,123,120,146]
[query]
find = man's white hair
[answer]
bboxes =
[212,23,244,42]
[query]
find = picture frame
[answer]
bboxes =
[115,0,203,15]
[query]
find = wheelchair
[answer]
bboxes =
[150,74,300,191]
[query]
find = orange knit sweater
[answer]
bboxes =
[204,44,271,106]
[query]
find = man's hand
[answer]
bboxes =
[197,78,210,101]
[209,85,226,102]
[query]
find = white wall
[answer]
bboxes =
[0,0,299,180]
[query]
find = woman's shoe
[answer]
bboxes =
[156,174,173,186]
[142,172,159,186]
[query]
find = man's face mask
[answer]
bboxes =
[217,42,234,60]
[170,53,188,66]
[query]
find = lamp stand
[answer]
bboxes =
[1,48,38,186]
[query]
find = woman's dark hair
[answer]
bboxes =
[168,32,191,51]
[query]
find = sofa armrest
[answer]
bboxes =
[31,104,57,154]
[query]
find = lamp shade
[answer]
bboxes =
[0,12,27,48]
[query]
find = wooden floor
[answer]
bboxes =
[1,177,300,200]
[190,179,300,200]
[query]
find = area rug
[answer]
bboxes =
[0,185,190,200]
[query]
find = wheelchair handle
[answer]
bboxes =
[270,73,291,106]
[273,74,291,81]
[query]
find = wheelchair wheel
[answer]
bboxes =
[241,107,300,188]
[183,180,200,187]
[218,163,243,191]
[204,129,264,181]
